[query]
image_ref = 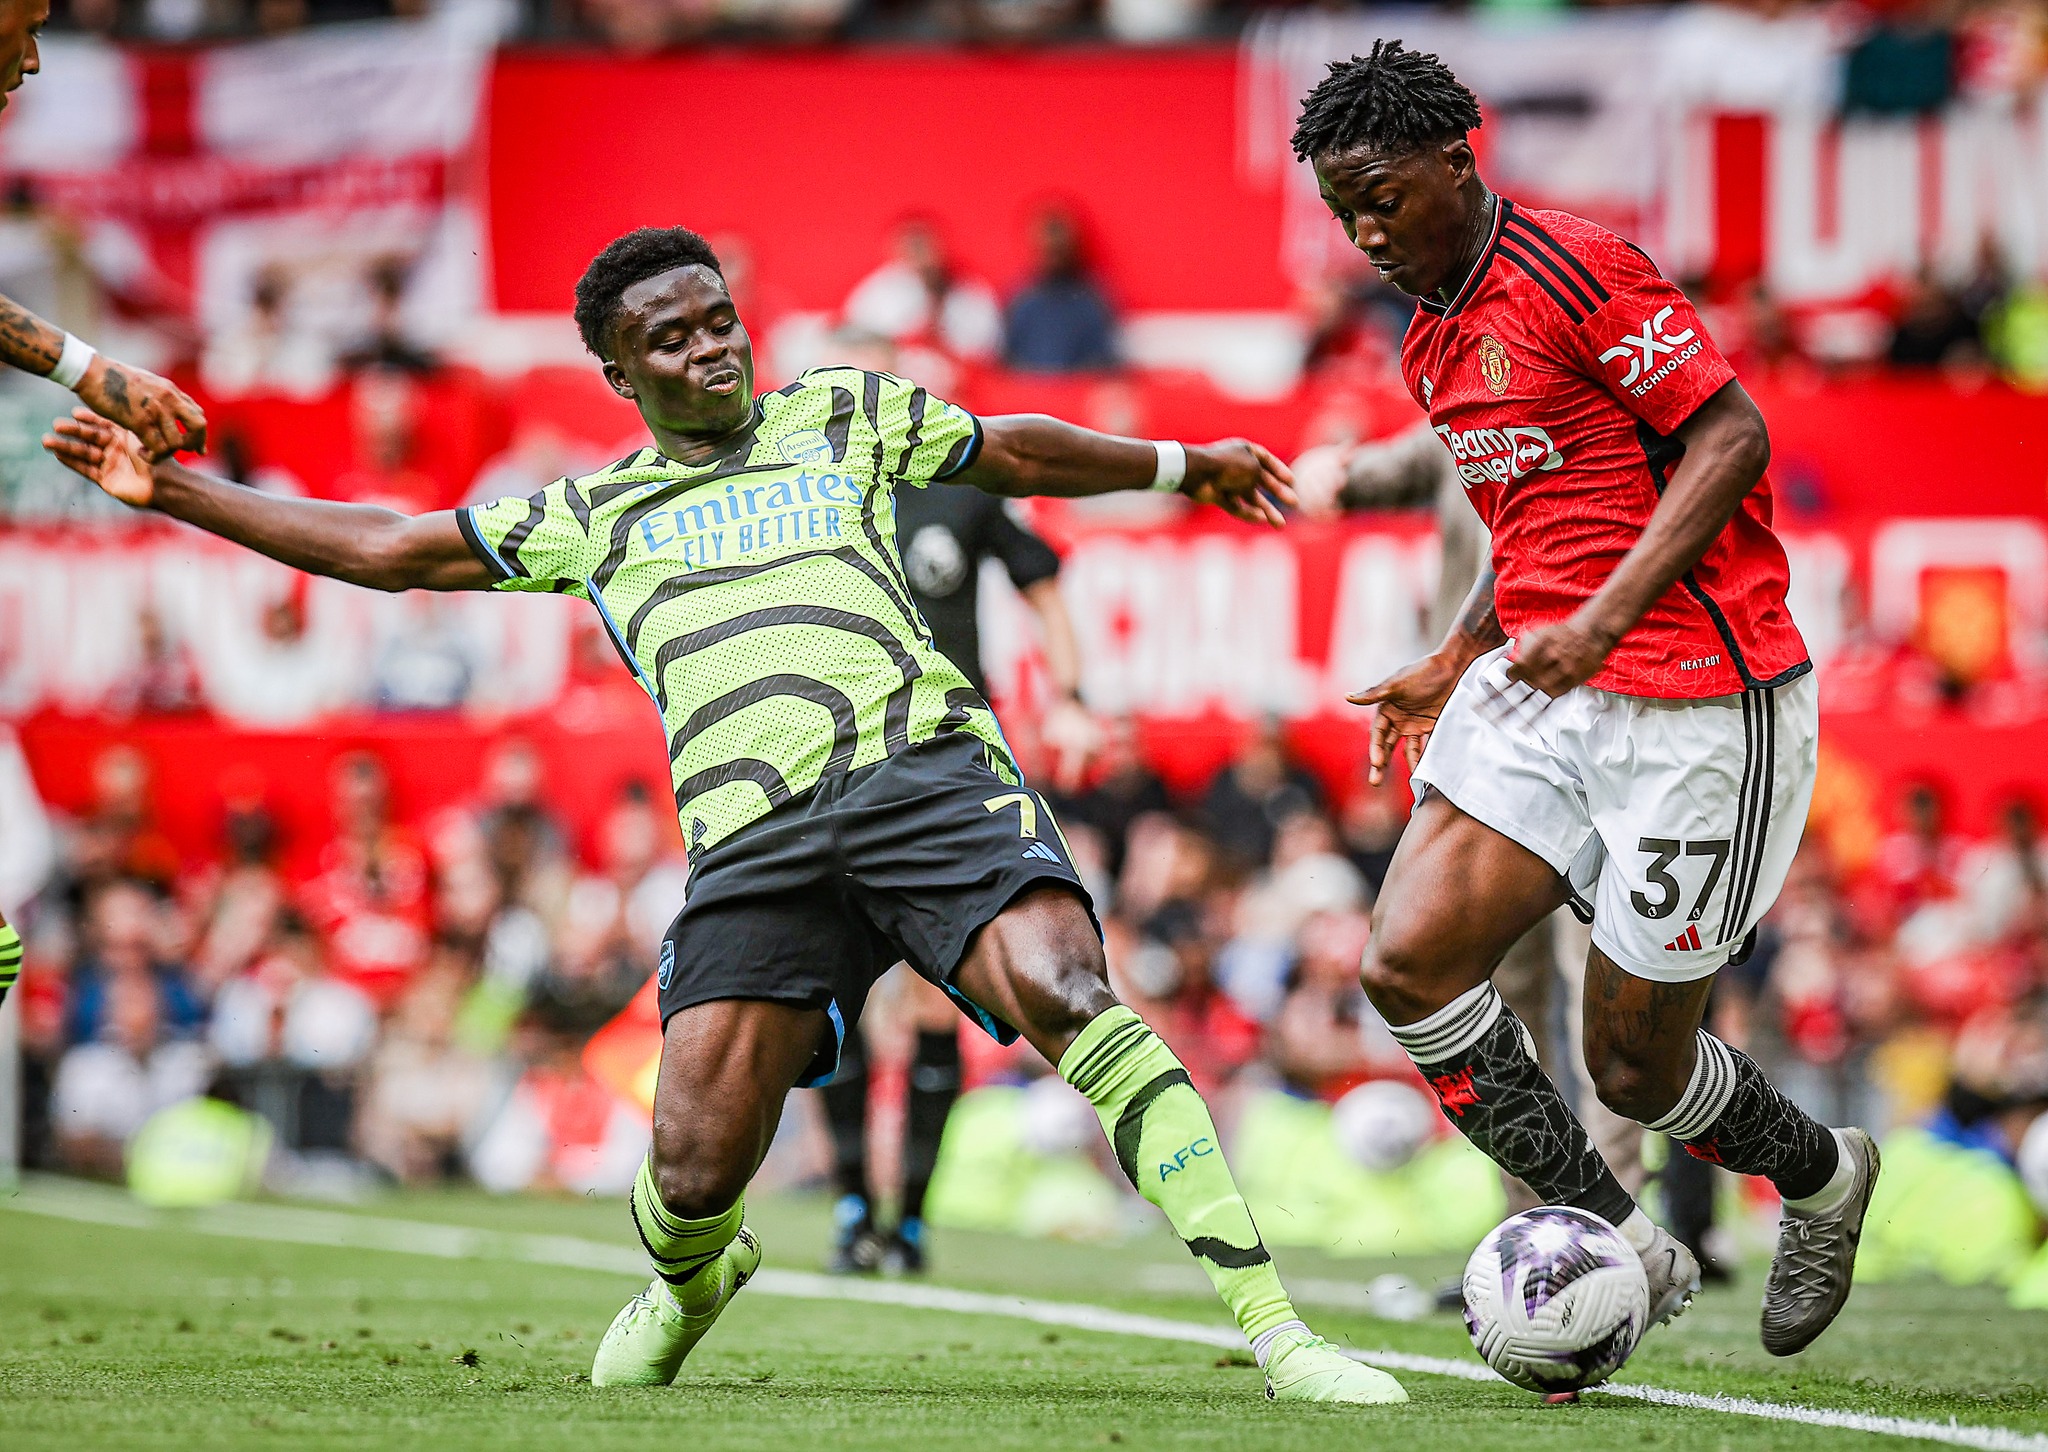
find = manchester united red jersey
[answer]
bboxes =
[1400,199,1809,699]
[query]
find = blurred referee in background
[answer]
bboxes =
[821,334,1099,1275]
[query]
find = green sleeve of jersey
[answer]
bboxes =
[457,480,595,596]
[866,370,983,487]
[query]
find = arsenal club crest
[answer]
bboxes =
[1479,334,1511,396]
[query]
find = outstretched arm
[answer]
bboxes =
[44,410,488,592]
[1505,380,1768,696]
[1,297,207,459]
[1349,564,1505,786]
[955,414,1295,528]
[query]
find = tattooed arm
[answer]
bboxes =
[0,295,208,459]
[1347,565,1506,787]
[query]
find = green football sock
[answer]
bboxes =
[630,1156,742,1314]
[0,922,19,1008]
[1060,1006,1298,1346]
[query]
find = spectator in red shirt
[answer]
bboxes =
[299,752,430,1011]
[1873,780,1971,927]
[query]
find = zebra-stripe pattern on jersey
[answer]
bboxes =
[461,367,1014,853]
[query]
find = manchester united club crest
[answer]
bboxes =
[1479,334,1511,395]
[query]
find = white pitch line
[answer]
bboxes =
[5,1177,2043,1452]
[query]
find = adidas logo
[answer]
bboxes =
[1664,925,1703,952]
[1020,841,1061,863]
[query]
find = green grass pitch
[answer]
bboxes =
[2,1180,2044,1451]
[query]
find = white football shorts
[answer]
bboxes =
[1411,644,1818,983]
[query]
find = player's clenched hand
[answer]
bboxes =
[43,408,157,508]
[1183,439,1296,528]
[74,355,208,461]
[1504,611,1618,697]
[1349,651,1467,787]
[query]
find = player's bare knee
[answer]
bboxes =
[648,1077,751,1217]
[648,1135,748,1220]
[1589,1053,1685,1126]
[1359,933,1448,1026]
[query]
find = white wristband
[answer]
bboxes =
[1149,439,1187,493]
[47,333,96,391]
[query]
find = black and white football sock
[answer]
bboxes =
[1645,1029,1846,1208]
[1387,981,1637,1226]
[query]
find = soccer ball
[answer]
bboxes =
[1461,1206,1649,1393]
[1332,1079,1436,1173]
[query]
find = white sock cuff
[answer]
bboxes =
[1782,1128,1857,1216]
[1386,981,1502,1067]
[1645,1030,1739,1141]
[1616,1206,1657,1254]
[1250,1319,1309,1368]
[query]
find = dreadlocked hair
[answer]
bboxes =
[1289,40,1482,163]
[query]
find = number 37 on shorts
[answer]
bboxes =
[1567,680,1818,982]
[1412,645,1820,985]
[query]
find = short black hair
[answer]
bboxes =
[573,226,723,360]
[1290,40,1482,164]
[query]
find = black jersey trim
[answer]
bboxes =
[455,506,516,582]
[1679,571,1815,691]
[1497,241,1592,324]
[1636,422,1813,692]
[1498,236,1598,319]
[934,416,984,480]
[1503,214,1611,305]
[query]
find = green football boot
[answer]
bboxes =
[1263,1328,1409,1405]
[591,1225,761,1387]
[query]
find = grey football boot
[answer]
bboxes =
[1638,1222,1702,1329]
[1760,1128,1880,1357]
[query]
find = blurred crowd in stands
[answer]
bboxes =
[11,176,2048,535]
[31,0,1272,52]
[13,738,674,1194]
[8,712,2046,1269]
[12,188,2048,533]
[29,0,2048,82]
